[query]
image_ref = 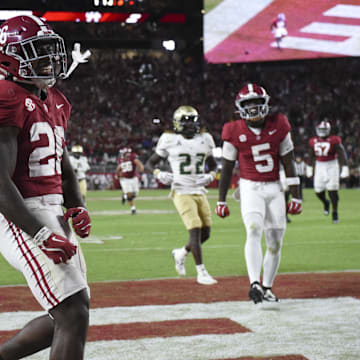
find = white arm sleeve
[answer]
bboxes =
[279,132,294,156]
[222,141,238,161]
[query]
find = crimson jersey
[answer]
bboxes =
[118,152,138,178]
[308,135,341,162]
[0,80,71,198]
[222,113,291,181]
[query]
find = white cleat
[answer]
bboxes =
[197,269,218,285]
[172,248,186,276]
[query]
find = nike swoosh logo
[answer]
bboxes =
[268,129,277,135]
[56,104,64,109]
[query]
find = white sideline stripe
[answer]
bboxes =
[324,4,360,19]
[271,36,360,56]
[204,0,274,53]
[4,298,360,360]
[301,22,360,37]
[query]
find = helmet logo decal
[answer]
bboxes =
[0,25,8,46]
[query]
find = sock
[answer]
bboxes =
[181,246,189,256]
[196,264,205,274]
[131,206,136,211]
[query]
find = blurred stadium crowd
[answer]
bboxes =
[57,50,360,188]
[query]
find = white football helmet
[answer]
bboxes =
[316,121,331,138]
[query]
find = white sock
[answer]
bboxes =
[196,264,205,274]
[131,206,136,211]
[181,246,189,257]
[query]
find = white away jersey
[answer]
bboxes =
[69,155,90,180]
[156,132,215,194]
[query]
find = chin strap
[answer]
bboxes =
[62,43,91,79]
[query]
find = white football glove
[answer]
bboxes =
[154,169,173,185]
[340,166,349,179]
[195,171,216,186]
[63,43,91,79]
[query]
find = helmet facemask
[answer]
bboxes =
[4,35,67,89]
[236,98,269,127]
[316,122,331,138]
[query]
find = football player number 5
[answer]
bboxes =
[251,143,274,173]
[29,122,64,177]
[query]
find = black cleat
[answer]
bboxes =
[324,200,330,216]
[249,282,264,304]
[263,287,279,302]
[332,211,338,224]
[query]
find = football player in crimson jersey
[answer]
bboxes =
[145,106,218,285]
[116,147,144,215]
[216,84,302,304]
[0,15,90,360]
[307,121,349,224]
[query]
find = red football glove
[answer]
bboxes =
[34,227,77,264]
[287,198,302,215]
[215,201,230,218]
[64,207,91,238]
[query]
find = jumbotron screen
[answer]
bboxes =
[204,0,360,63]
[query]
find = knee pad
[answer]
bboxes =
[264,229,285,254]
[243,213,264,244]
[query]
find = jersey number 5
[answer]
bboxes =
[29,122,64,178]
[251,143,274,173]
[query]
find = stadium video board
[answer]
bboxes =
[204,0,360,63]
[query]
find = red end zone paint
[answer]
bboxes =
[0,318,249,343]
[87,318,250,341]
[0,273,360,311]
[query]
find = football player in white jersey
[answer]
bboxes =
[69,145,91,201]
[145,106,218,285]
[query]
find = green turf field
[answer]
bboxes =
[0,188,359,286]
[204,0,223,13]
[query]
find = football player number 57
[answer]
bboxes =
[251,143,274,173]
[29,122,64,177]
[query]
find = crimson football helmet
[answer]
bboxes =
[0,15,67,88]
[119,147,131,159]
[316,121,331,138]
[235,84,270,125]
[173,105,200,138]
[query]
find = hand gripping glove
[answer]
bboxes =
[287,198,302,215]
[33,226,77,264]
[64,207,91,238]
[195,171,216,186]
[153,169,173,185]
[215,201,230,218]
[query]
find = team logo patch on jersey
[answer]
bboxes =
[25,98,35,112]
[239,134,247,142]
[269,129,277,135]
